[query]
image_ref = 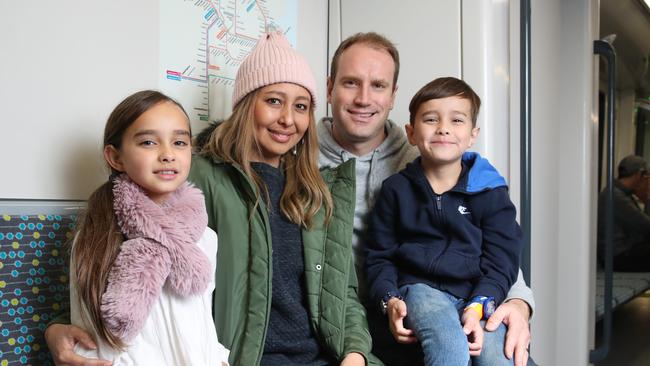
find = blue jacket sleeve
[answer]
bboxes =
[365,182,402,304]
[471,187,522,304]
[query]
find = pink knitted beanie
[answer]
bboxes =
[232,31,317,108]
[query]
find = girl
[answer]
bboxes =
[70,90,229,365]
[189,32,380,366]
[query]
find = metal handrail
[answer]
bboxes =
[520,0,532,285]
[589,39,616,363]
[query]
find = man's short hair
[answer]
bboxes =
[329,32,400,89]
[408,77,481,127]
[618,155,648,178]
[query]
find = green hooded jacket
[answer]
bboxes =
[189,155,382,366]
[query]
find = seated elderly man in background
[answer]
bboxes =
[598,155,650,271]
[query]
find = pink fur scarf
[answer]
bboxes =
[100,174,212,341]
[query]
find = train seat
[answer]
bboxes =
[0,213,74,365]
[595,270,650,320]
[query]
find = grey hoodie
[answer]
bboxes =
[318,118,418,301]
[317,118,535,314]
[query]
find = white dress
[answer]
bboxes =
[70,228,230,366]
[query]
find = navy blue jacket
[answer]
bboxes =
[365,152,522,305]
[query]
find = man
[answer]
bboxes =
[598,154,650,271]
[317,32,535,366]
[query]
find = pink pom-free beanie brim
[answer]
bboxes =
[232,31,317,109]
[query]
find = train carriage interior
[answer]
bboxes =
[1,1,650,365]
[594,0,650,365]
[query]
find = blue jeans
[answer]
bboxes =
[401,283,514,366]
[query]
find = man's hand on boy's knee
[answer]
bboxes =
[45,324,112,366]
[485,299,531,366]
[462,309,483,356]
[386,298,417,344]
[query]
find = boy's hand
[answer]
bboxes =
[45,324,112,366]
[462,309,484,356]
[386,298,417,344]
[340,352,365,366]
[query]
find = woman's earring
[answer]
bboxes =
[292,138,304,155]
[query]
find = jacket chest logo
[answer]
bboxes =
[458,205,471,215]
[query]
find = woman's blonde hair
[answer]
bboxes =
[202,89,332,228]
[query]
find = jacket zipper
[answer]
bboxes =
[257,202,273,366]
[436,194,442,210]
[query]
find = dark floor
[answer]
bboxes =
[595,291,650,366]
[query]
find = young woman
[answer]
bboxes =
[189,31,378,366]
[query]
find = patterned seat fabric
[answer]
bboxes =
[0,214,74,366]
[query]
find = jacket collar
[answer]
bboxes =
[317,117,409,162]
[402,152,507,194]
[614,179,636,196]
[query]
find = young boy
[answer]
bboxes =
[365,77,522,366]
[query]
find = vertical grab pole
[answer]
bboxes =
[589,39,616,363]
[520,0,532,283]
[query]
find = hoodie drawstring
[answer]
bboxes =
[367,149,380,210]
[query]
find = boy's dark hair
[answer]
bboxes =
[329,32,400,89]
[408,77,481,126]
